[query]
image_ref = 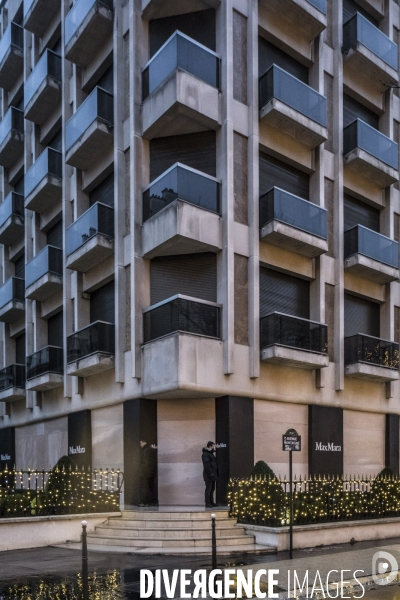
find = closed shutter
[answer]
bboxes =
[150,253,217,305]
[47,220,63,248]
[47,129,62,152]
[89,172,114,207]
[259,152,309,199]
[344,293,380,337]
[14,254,24,279]
[149,9,216,57]
[96,65,113,94]
[90,280,115,324]
[258,37,309,82]
[343,0,378,25]
[48,311,63,347]
[259,267,309,319]
[15,333,25,365]
[150,131,216,180]
[343,94,379,129]
[14,176,24,195]
[344,194,380,232]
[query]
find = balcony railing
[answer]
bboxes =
[67,321,115,363]
[65,87,113,152]
[344,334,399,369]
[25,246,63,289]
[65,0,113,46]
[0,22,23,66]
[260,312,328,354]
[307,0,326,13]
[23,0,36,17]
[143,295,221,343]
[343,13,398,71]
[344,225,399,269]
[0,192,24,229]
[260,187,327,239]
[343,119,398,169]
[0,277,24,310]
[0,364,25,391]
[259,65,327,127]
[66,203,114,257]
[24,49,61,109]
[142,31,220,100]
[0,107,23,147]
[27,346,63,380]
[25,148,62,198]
[143,163,220,222]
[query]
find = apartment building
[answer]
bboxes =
[0,0,399,506]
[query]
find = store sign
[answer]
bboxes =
[1,454,11,461]
[69,446,85,455]
[0,428,14,469]
[315,442,341,452]
[283,429,301,451]
[68,410,92,467]
[309,406,343,476]
[216,443,227,449]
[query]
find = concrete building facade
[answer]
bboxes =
[0,0,399,505]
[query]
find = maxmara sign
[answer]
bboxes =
[69,446,86,455]
[0,454,11,461]
[315,442,342,452]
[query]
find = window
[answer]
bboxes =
[149,9,216,57]
[343,93,379,129]
[48,311,63,347]
[259,267,310,319]
[344,293,380,337]
[343,0,378,26]
[344,194,380,232]
[258,38,308,83]
[150,131,216,180]
[90,281,115,324]
[259,152,309,199]
[89,172,114,207]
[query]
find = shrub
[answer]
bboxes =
[250,460,276,480]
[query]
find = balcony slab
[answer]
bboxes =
[343,43,399,93]
[0,47,23,91]
[142,69,221,140]
[25,273,63,302]
[24,0,60,37]
[25,77,62,126]
[25,174,62,213]
[344,147,399,188]
[261,345,329,369]
[142,0,220,19]
[66,119,114,171]
[345,362,399,382]
[259,0,326,42]
[344,253,399,284]
[0,215,24,246]
[0,131,24,169]
[0,387,25,402]
[260,98,327,150]
[67,353,114,377]
[66,235,114,273]
[26,373,63,392]
[65,2,113,68]
[0,300,24,323]
[143,200,221,258]
[260,220,328,258]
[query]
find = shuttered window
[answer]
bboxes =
[47,129,62,152]
[14,176,24,195]
[15,333,25,365]
[90,280,115,324]
[150,131,216,180]
[343,0,378,25]
[259,267,310,319]
[344,194,380,232]
[96,65,113,94]
[48,311,63,347]
[47,220,63,248]
[89,172,114,207]
[14,254,24,279]
[258,37,309,82]
[259,152,309,199]
[343,94,379,129]
[344,293,380,337]
[149,9,216,57]
[150,253,217,305]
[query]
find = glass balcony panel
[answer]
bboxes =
[142,32,220,100]
[65,203,114,256]
[259,65,327,127]
[24,50,61,109]
[144,296,221,342]
[343,13,398,70]
[65,87,113,152]
[25,246,63,289]
[23,0,35,16]
[260,312,328,354]
[67,321,115,362]
[0,192,24,228]
[143,164,220,221]
[27,346,63,379]
[25,148,62,198]
[307,0,326,13]
[0,22,23,65]
[0,107,23,147]
[0,364,25,391]
[65,0,113,46]
[344,334,399,369]
[0,277,25,310]
[344,225,399,268]
[343,119,399,169]
[260,187,327,239]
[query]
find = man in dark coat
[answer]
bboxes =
[202,441,219,508]
[139,440,158,506]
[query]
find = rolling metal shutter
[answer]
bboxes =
[344,194,380,232]
[47,220,63,248]
[47,128,62,152]
[90,280,115,324]
[149,9,216,57]
[15,333,25,365]
[89,172,114,207]
[259,267,310,319]
[14,254,24,279]
[259,152,309,199]
[48,311,63,347]
[343,94,379,129]
[150,131,216,180]
[258,37,309,82]
[344,293,380,337]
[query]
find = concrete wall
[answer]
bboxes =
[15,417,68,469]
[343,410,385,476]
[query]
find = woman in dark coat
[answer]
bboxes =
[202,441,219,508]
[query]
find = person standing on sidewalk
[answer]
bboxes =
[202,441,219,508]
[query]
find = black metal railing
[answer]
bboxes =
[344,225,399,268]
[343,12,398,70]
[65,202,114,256]
[343,119,398,169]
[67,321,115,363]
[27,346,63,380]
[25,246,62,289]
[260,312,328,354]
[0,192,24,229]
[344,334,399,369]
[0,277,25,310]
[0,364,25,392]
[144,295,221,343]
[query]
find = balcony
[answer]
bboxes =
[24,0,61,37]
[24,148,62,213]
[26,346,63,391]
[0,23,23,91]
[0,365,25,402]
[343,120,399,187]
[142,163,221,258]
[0,193,24,246]
[66,203,114,272]
[259,187,328,258]
[25,246,63,301]
[67,321,115,377]
[344,226,399,284]
[345,334,399,382]
[65,87,113,170]
[259,65,327,150]
[24,50,62,125]
[144,295,221,343]
[142,0,220,19]
[0,278,25,323]
[343,13,398,91]
[142,32,221,139]
[260,312,329,369]
[259,0,326,45]
[0,107,24,169]
[65,0,113,68]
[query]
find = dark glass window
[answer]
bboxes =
[149,9,216,57]
[344,194,380,232]
[14,176,24,195]
[259,152,309,199]
[96,65,113,94]
[258,37,308,83]
[259,267,310,319]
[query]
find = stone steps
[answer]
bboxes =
[119,510,230,520]
[106,517,235,529]
[87,533,255,548]
[94,525,246,539]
